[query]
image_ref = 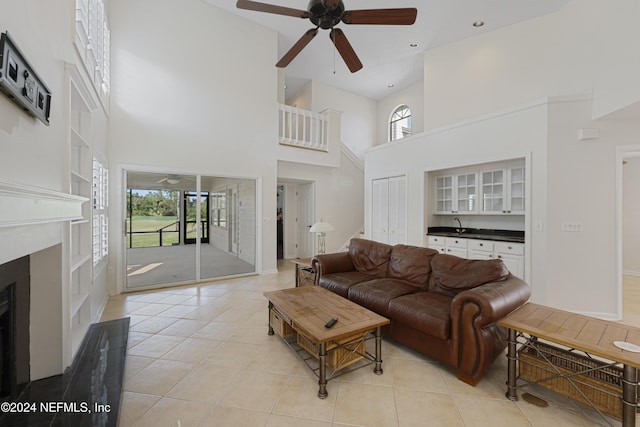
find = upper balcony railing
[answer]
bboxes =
[278,104,329,152]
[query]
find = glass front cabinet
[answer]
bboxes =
[433,161,525,216]
[435,173,478,214]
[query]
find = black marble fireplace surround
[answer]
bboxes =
[0,256,128,426]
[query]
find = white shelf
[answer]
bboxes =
[71,253,92,272]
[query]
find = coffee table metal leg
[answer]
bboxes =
[318,342,328,399]
[374,326,383,375]
[622,364,637,427]
[267,302,274,336]
[505,328,518,401]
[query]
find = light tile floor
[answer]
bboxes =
[101,264,640,427]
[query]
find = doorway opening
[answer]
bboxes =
[619,147,640,324]
[276,180,315,260]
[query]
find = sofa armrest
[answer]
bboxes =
[311,252,355,284]
[451,275,531,328]
[450,275,530,385]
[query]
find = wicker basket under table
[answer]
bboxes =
[297,331,366,370]
[518,340,623,419]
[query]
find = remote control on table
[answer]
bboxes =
[325,318,338,328]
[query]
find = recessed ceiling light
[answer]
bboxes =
[388,84,395,88]
[409,43,419,48]
[473,21,485,27]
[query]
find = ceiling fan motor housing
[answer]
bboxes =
[309,0,344,29]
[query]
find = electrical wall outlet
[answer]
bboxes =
[561,221,583,232]
[534,220,544,232]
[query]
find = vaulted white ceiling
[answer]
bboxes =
[204,0,570,100]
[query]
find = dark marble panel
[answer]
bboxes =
[0,318,129,427]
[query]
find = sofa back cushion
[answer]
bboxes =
[428,254,509,297]
[388,245,439,288]
[349,238,393,277]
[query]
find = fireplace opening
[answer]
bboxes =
[0,255,30,402]
[0,283,16,402]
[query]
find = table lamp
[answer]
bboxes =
[309,220,334,254]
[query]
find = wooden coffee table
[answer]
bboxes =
[264,286,390,398]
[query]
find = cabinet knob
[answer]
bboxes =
[498,255,502,259]
[479,243,483,247]
[455,240,458,243]
[508,246,512,250]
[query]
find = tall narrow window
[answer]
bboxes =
[93,157,108,266]
[390,105,412,141]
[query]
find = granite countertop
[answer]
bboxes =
[427,227,525,243]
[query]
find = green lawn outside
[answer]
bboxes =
[127,216,179,248]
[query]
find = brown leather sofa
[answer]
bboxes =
[312,238,530,385]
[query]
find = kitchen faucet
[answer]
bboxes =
[454,217,466,235]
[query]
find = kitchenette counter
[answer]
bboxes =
[427,227,525,243]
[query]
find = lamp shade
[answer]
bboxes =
[309,221,334,233]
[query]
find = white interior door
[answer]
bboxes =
[372,178,389,243]
[388,176,407,245]
[297,183,314,258]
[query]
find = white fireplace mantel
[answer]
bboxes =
[0,180,87,228]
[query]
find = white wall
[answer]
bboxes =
[0,0,110,375]
[278,151,364,255]
[376,80,424,145]
[423,1,597,131]
[308,81,377,161]
[108,0,280,284]
[624,157,640,275]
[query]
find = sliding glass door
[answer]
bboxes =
[125,171,256,291]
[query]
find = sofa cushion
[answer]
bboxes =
[388,292,453,340]
[348,279,419,316]
[388,245,438,288]
[318,271,374,298]
[349,238,393,277]
[428,254,509,298]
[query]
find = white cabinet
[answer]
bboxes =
[427,235,525,278]
[494,242,525,278]
[480,167,525,214]
[468,239,494,260]
[372,176,406,245]
[426,235,468,258]
[435,173,478,214]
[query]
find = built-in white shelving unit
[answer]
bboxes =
[67,65,97,358]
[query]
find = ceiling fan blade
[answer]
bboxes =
[342,8,417,25]
[276,29,318,68]
[330,29,363,73]
[236,0,310,18]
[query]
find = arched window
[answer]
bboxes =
[389,105,412,141]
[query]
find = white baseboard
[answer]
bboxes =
[623,270,640,277]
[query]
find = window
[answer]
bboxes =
[389,105,412,141]
[211,191,227,228]
[75,0,110,105]
[92,158,108,266]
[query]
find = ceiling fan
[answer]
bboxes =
[236,0,418,73]
[156,176,181,185]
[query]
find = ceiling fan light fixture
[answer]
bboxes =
[409,43,418,48]
[166,179,180,185]
[473,20,485,27]
[387,83,395,88]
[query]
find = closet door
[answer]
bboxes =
[372,178,389,243]
[387,176,406,245]
[371,176,406,245]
